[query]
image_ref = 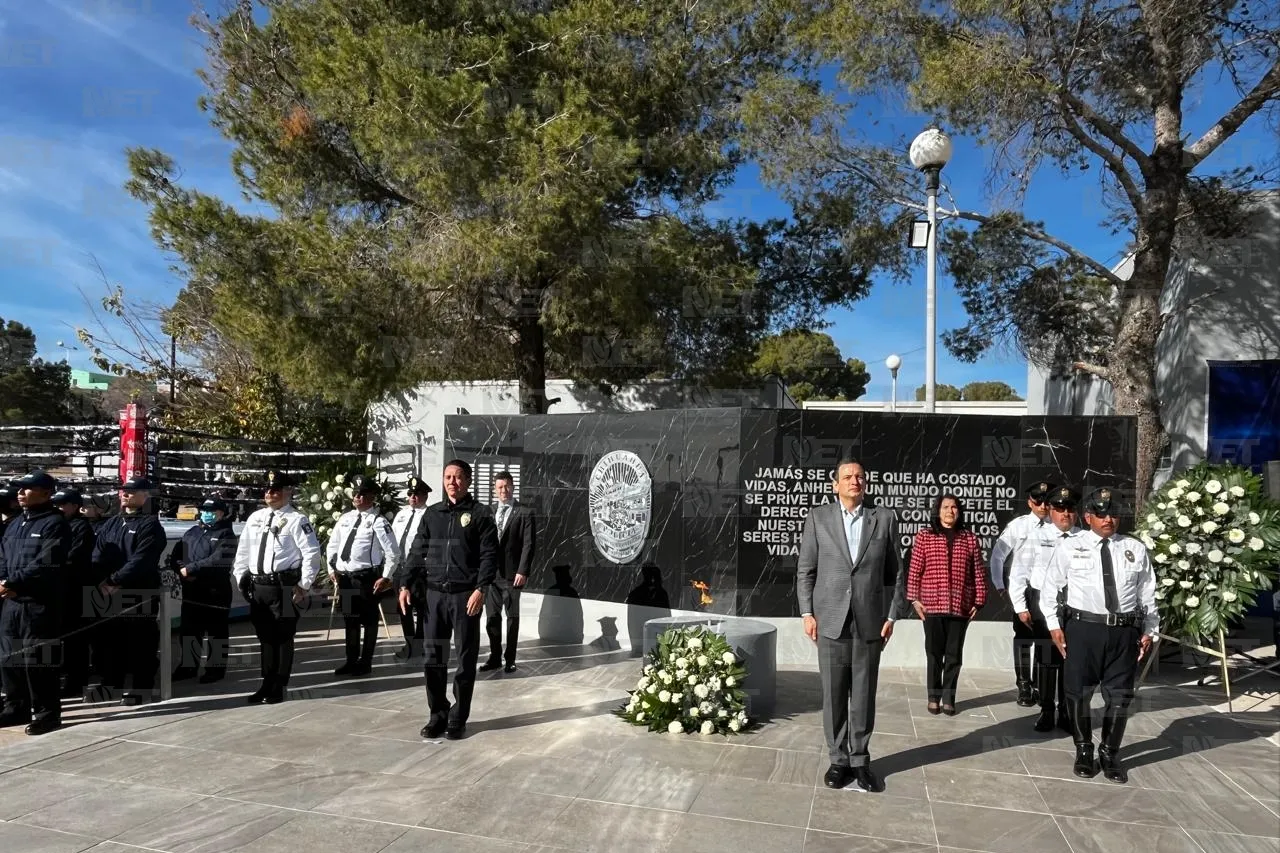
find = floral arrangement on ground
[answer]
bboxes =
[294,464,401,549]
[1134,463,1280,640]
[618,625,751,735]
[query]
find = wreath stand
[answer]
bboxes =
[1137,628,1280,714]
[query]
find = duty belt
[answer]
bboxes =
[252,568,301,585]
[340,566,381,578]
[1065,606,1143,627]
[426,581,475,594]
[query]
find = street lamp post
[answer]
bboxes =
[885,354,901,413]
[908,127,953,414]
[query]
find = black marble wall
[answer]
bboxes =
[445,409,1137,619]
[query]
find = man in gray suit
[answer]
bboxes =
[797,458,908,792]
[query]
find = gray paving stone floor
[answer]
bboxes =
[0,623,1276,853]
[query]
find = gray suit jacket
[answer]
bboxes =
[796,500,909,641]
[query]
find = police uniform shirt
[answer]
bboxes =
[391,505,428,577]
[327,507,400,580]
[232,504,322,590]
[1009,524,1081,614]
[1041,530,1159,637]
[989,512,1050,591]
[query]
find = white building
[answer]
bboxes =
[803,399,1026,416]
[1026,191,1280,481]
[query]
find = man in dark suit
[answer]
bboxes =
[481,470,534,674]
[797,458,909,793]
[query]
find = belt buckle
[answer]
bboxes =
[1105,612,1118,627]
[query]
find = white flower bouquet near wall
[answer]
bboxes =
[1135,463,1280,641]
[618,626,751,735]
[294,469,400,549]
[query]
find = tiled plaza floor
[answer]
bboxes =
[0,623,1276,853]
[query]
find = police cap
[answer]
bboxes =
[1047,486,1079,509]
[1027,481,1057,502]
[264,470,295,490]
[0,485,15,504]
[199,496,229,513]
[1084,487,1120,516]
[406,474,433,496]
[120,476,154,491]
[15,470,58,491]
[350,473,380,495]
[51,487,84,506]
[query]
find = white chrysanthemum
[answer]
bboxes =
[700,701,714,715]
[674,657,688,670]
[1222,590,1238,602]
[696,655,709,667]
[638,676,650,689]
[1168,488,1184,501]
[1169,543,1182,554]
[728,719,741,732]
[1185,491,1201,503]
[1154,553,1169,564]
[1177,515,1192,528]
[1177,559,1191,571]
[644,664,655,675]
[1227,528,1245,544]
[671,693,682,703]
[694,684,710,699]
[326,490,339,501]
[1186,595,1200,607]
[320,481,330,490]
[1207,549,1223,563]
[310,493,320,503]
[1157,502,1167,510]
[721,652,736,665]
[1201,521,1219,534]
[1249,511,1261,525]
[658,690,671,703]
[718,709,728,718]
[1185,542,1202,555]
[700,720,715,735]
[334,474,345,484]
[1146,513,1159,525]
[668,721,683,734]
[1161,578,1175,587]
[646,683,658,694]
[1176,479,1190,489]
[1140,535,1156,549]
[659,671,673,684]
[1204,480,1222,494]
[1179,580,1193,589]
[1212,502,1230,516]
[1230,485,1245,497]
[725,676,736,687]
[688,674,697,685]
[1152,520,1166,532]
[689,706,700,717]
[331,511,340,520]
[323,501,333,511]
[1249,537,1265,551]
[686,637,702,651]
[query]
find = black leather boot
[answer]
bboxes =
[1016,679,1036,707]
[1098,713,1129,783]
[1069,699,1096,778]
[1034,663,1057,732]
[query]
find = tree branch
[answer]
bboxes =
[1184,59,1280,169]
[1054,104,1148,219]
[1072,360,1111,381]
[1053,88,1154,178]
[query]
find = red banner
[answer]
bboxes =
[118,403,148,484]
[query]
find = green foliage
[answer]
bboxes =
[752,330,870,402]
[617,626,752,735]
[0,318,92,426]
[959,381,1022,402]
[914,384,963,402]
[294,462,401,550]
[1135,464,1280,641]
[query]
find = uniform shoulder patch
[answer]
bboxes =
[300,520,315,536]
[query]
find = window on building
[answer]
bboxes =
[471,460,521,501]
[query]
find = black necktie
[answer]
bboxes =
[1062,532,1070,539]
[256,511,276,573]
[1100,538,1119,613]
[340,516,360,563]
[399,510,414,553]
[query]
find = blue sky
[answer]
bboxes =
[1,0,1272,403]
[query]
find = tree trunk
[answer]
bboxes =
[1109,283,1164,509]
[514,307,548,415]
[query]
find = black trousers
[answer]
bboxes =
[484,576,521,665]
[336,571,380,664]
[1027,588,1065,712]
[1012,608,1036,687]
[1063,619,1141,713]
[60,584,93,690]
[177,582,231,676]
[423,588,481,728]
[923,614,970,704]
[92,590,160,694]
[396,591,423,650]
[249,582,301,696]
[0,601,61,724]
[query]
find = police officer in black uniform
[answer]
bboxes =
[89,475,168,703]
[0,470,72,735]
[0,485,18,533]
[1043,487,1159,784]
[50,487,97,697]
[399,459,498,740]
[169,496,239,684]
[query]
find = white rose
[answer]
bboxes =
[658,690,671,703]
[1146,513,1159,524]
[1159,533,1170,540]
[638,677,650,689]
[728,719,741,732]
[1177,560,1191,571]
[668,721,684,734]
[1176,479,1190,489]
[308,514,318,524]
[334,474,345,484]
[1223,556,1234,565]
[737,711,749,723]
[686,637,702,650]
[1185,542,1201,555]
[323,501,333,511]
[671,693,683,703]
[1212,502,1230,516]
[1168,488,1184,501]
[1161,578,1174,587]
[718,709,728,718]
[1177,515,1192,528]
[1152,521,1166,532]
[320,481,330,490]
[1249,511,1261,525]
[1157,502,1167,510]
[326,490,339,501]
[1169,543,1182,554]
[1230,485,1245,497]
[1179,580,1193,588]
[675,657,688,670]
[1201,521,1219,534]
[1140,535,1156,549]
[331,511,340,520]
[660,672,672,684]
[694,684,710,699]
[1186,595,1200,607]
[1154,553,1169,564]
[725,676,735,687]
[1249,537,1264,551]
[700,701,714,714]
[344,487,354,498]
[636,712,644,721]
[1222,590,1238,602]
[709,676,722,690]
[1204,480,1222,494]
[1195,507,1206,517]
[700,721,715,735]
[696,655,708,667]
[688,674,698,685]
[310,493,320,503]
[1185,491,1201,503]
[689,706,700,717]
[1227,529,1245,544]
[721,652,736,665]
[646,683,658,694]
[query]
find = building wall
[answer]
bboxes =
[1027,192,1280,477]
[369,378,792,490]
[802,399,1027,416]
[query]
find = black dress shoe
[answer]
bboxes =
[926,701,941,715]
[478,660,502,672]
[1033,709,1056,732]
[246,688,268,705]
[264,692,285,705]
[941,704,957,716]
[334,662,358,676]
[1098,746,1127,783]
[1016,683,1036,707]
[25,720,61,736]
[823,764,852,789]
[421,718,448,739]
[503,663,517,674]
[351,661,372,676]
[1073,744,1097,778]
[445,726,465,740]
[852,766,880,793]
[119,692,146,707]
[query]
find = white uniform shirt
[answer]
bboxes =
[327,507,400,580]
[1009,525,1081,613]
[390,505,429,564]
[989,512,1050,590]
[1042,530,1159,637]
[232,504,323,590]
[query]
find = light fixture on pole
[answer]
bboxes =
[55,340,77,365]
[908,126,953,414]
[885,354,901,413]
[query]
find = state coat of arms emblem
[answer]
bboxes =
[588,450,652,564]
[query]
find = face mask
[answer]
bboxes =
[199,511,218,525]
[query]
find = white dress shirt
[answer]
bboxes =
[989,512,1048,591]
[1042,530,1159,637]
[391,505,428,560]
[327,507,400,580]
[1009,525,1080,613]
[232,504,323,590]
